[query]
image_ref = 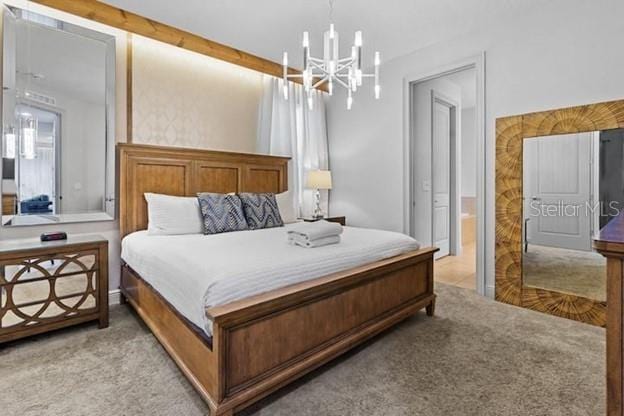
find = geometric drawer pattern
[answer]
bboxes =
[0,251,99,331]
[0,236,108,344]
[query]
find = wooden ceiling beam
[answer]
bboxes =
[30,0,328,92]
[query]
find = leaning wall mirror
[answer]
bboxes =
[495,99,624,327]
[1,5,115,226]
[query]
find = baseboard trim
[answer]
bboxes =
[109,289,122,305]
[486,285,495,299]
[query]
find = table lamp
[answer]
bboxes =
[305,170,332,219]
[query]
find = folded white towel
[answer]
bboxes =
[287,220,343,242]
[289,234,341,248]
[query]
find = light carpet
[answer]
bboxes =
[524,244,606,301]
[0,284,604,416]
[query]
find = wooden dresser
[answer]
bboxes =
[0,235,108,343]
[594,214,624,415]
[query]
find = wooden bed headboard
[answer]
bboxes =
[117,143,289,237]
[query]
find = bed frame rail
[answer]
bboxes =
[122,247,437,416]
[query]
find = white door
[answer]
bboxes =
[432,100,451,257]
[524,133,593,251]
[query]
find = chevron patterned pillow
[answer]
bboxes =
[197,193,249,234]
[239,193,284,230]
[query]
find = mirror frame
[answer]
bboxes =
[495,98,624,326]
[1,5,117,226]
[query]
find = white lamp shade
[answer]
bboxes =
[306,170,332,190]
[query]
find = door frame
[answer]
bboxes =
[430,90,461,258]
[403,53,487,296]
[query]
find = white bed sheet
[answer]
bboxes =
[121,224,420,336]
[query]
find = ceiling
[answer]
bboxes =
[101,0,531,68]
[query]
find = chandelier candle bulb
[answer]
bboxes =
[302,31,309,48]
[282,52,289,99]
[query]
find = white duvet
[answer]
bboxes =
[121,224,420,336]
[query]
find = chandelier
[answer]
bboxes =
[281,2,380,110]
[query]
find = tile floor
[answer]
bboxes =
[435,243,476,290]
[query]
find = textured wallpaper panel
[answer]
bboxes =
[132,35,263,153]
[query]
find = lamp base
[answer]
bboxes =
[312,189,324,219]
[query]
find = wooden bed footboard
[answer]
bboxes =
[121,246,437,415]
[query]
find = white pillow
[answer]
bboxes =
[144,193,204,235]
[275,190,298,224]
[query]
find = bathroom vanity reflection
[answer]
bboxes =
[1,5,115,226]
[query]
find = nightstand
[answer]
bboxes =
[0,235,109,343]
[302,216,346,226]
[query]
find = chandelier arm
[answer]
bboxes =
[309,61,326,70]
[309,62,330,75]
[332,77,350,89]
[335,63,355,73]
[312,76,330,88]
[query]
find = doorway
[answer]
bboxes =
[407,63,482,292]
[14,103,61,215]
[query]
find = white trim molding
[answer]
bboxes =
[402,52,488,297]
[108,289,122,305]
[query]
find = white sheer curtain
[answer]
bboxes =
[257,76,329,218]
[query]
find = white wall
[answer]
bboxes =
[327,0,624,295]
[131,35,262,153]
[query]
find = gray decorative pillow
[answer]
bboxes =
[238,193,284,230]
[197,193,249,234]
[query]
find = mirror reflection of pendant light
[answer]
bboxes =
[3,126,16,159]
[20,116,36,160]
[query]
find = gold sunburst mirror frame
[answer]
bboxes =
[495,98,624,326]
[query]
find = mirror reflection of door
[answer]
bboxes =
[522,132,606,302]
[14,104,60,216]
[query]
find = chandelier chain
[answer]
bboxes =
[328,0,335,23]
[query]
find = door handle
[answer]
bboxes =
[531,196,541,201]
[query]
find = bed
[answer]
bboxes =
[117,143,437,416]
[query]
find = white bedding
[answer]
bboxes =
[121,224,420,336]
